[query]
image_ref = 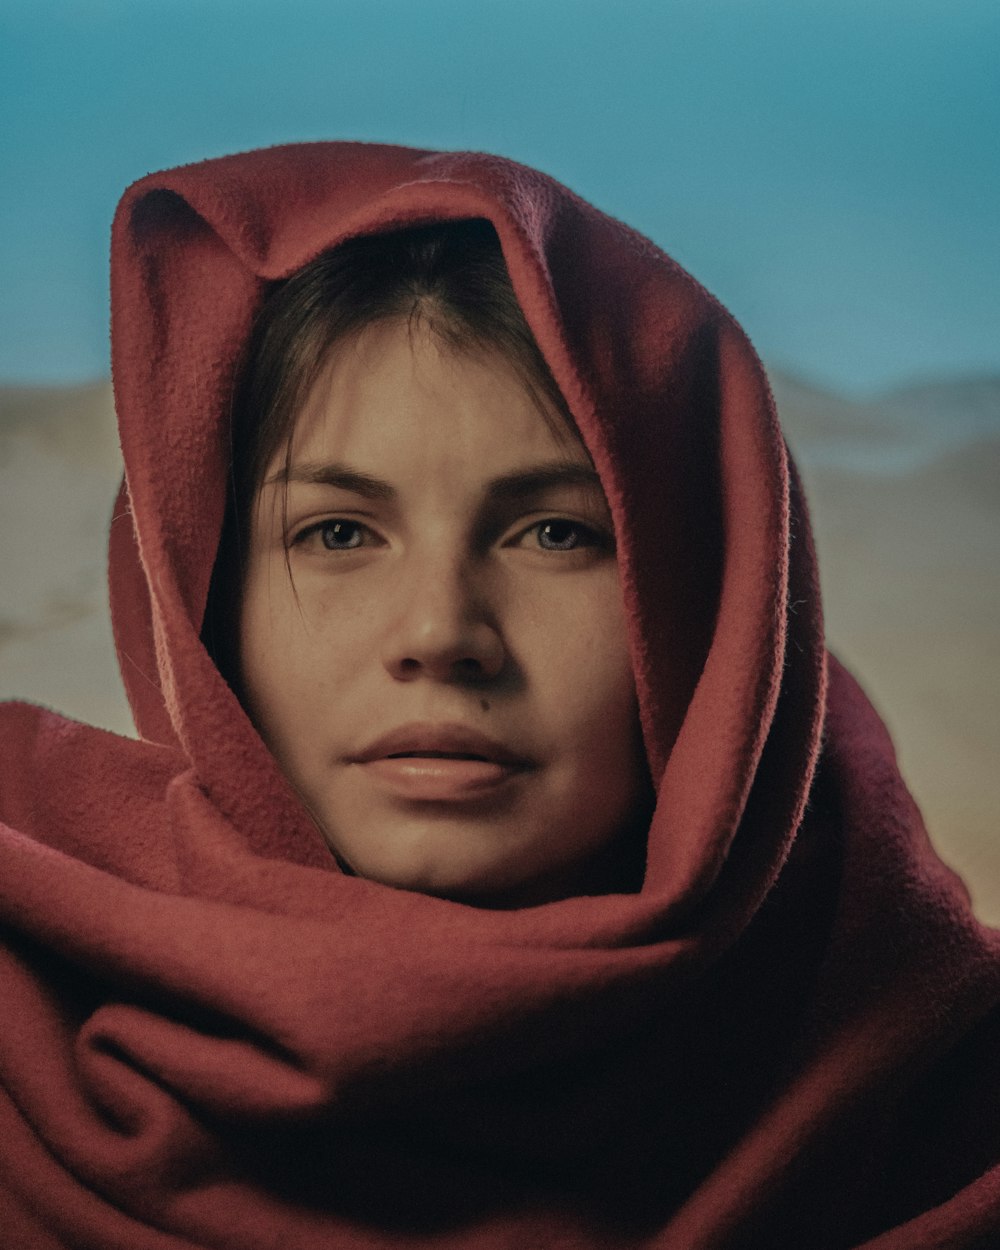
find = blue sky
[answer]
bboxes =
[2,0,998,394]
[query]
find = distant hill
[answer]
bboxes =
[0,381,126,732]
[0,380,119,469]
[769,368,1000,474]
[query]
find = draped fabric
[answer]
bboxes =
[1,142,998,1249]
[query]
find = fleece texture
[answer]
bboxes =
[1,141,998,1249]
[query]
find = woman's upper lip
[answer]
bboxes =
[348,723,533,767]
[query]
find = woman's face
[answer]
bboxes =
[239,318,649,905]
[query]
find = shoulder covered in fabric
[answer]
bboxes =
[0,700,185,878]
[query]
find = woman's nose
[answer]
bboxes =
[380,558,506,683]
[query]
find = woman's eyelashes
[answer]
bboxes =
[513,518,612,553]
[288,515,614,557]
[291,518,381,552]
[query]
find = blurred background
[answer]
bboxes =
[1,0,998,916]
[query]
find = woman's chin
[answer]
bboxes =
[326,825,645,909]
[336,847,549,907]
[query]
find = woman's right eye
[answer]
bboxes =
[293,519,368,550]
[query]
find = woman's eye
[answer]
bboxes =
[295,520,367,550]
[531,519,597,551]
[322,520,364,550]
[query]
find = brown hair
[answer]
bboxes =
[203,218,574,679]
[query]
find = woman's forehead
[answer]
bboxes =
[275,318,590,483]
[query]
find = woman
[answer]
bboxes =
[206,217,652,908]
[0,141,998,1248]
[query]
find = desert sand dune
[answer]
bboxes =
[0,382,129,733]
[771,371,1000,923]
[1,374,998,921]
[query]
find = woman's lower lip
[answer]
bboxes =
[358,756,528,800]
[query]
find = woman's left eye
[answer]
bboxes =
[320,520,365,549]
[527,519,601,551]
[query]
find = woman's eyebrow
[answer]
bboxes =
[266,461,396,500]
[266,460,604,503]
[485,463,604,502]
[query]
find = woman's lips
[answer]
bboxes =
[361,755,525,800]
[348,724,534,802]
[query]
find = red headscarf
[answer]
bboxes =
[1,142,998,1248]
